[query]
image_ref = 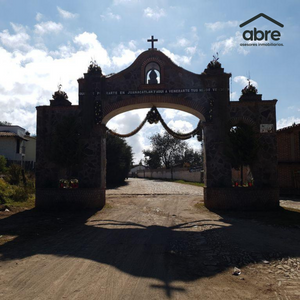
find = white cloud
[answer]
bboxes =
[128,40,137,50]
[161,48,191,66]
[167,120,193,133]
[163,109,192,120]
[143,7,165,20]
[205,21,238,31]
[113,0,136,4]
[167,27,203,62]
[287,106,295,110]
[163,110,176,120]
[0,23,31,50]
[57,7,78,19]
[101,8,121,21]
[234,76,258,88]
[35,12,43,22]
[0,30,118,134]
[176,38,190,47]
[211,31,249,55]
[230,91,238,101]
[185,46,197,55]
[188,137,202,151]
[277,117,300,129]
[73,32,111,68]
[111,42,142,69]
[34,21,63,35]
[0,109,36,134]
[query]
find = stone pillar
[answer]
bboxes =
[35,106,106,210]
[77,124,106,205]
[203,123,232,188]
[201,67,232,207]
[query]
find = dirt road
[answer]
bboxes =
[0,179,300,299]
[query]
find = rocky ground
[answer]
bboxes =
[0,178,299,299]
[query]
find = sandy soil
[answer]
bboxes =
[0,179,299,300]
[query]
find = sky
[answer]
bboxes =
[0,0,299,163]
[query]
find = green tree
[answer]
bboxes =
[226,123,259,185]
[106,134,133,185]
[0,121,12,126]
[6,164,22,185]
[181,148,203,168]
[0,155,7,173]
[143,149,161,169]
[143,132,201,169]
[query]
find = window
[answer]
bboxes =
[145,62,160,84]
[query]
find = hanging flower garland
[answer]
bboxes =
[106,106,202,140]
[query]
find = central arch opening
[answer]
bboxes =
[105,107,204,192]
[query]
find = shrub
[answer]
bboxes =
[0,155,7,174]
[25,176,35,194]
[12,186,29,202]
[106,135,133,185]
[7,164,22,185]
[0,178,13,204]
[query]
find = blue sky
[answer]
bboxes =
[0,0,299,163]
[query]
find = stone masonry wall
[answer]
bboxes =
[277,124,300,194]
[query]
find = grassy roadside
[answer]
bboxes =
[3,195,35,210]
[173,180,204,187]
[0,164,36,211]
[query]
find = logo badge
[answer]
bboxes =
[240,13,284,47]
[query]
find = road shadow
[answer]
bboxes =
[0,207,300,297]
[106,180,130,190]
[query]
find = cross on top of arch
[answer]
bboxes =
[147,35,158,50]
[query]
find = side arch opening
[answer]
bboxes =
[227,122,259,187]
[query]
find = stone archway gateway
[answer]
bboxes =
[36,37,279,210]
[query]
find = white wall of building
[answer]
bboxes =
[0,126,36,164]
[25,136,36,162]
[0,137,24,161]
[137,168,203,182]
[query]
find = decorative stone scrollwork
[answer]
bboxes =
[147,106,160,124]
[197,131,202,142]
[209,98,214,121]
[95,100,103,125]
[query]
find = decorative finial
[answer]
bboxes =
[207,52,221,69]
[50,83,71,106]
[242,78,258,95]
[88,59,102,74]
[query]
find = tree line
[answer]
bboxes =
[142,132,202,169]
